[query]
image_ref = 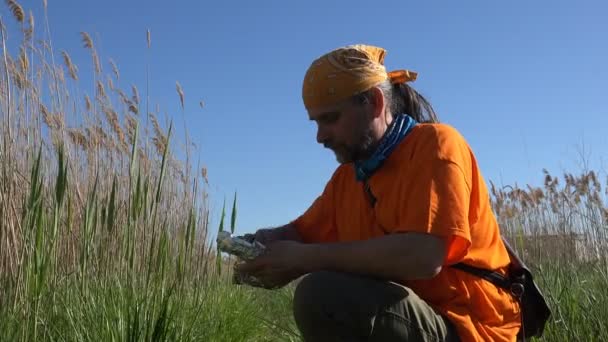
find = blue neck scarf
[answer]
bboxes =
[354,114,417,181]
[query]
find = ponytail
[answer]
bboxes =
[389,82,439,123]
[351,80,440,123]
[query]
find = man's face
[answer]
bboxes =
[308,99,376,164]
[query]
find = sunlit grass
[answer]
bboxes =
[0,1,606,341]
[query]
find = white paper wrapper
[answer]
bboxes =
[216,231,268,287]
[216,231,266,260]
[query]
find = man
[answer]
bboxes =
[237,44,521,341]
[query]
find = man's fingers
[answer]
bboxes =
[255,230,270,244]
[242,233,255,243]
[235,258,264,274]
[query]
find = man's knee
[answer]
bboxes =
[292,271,457,342]
[293,271,369,341]
[293,271,406,319]
[292,271,409,340]
[293,271,342,322]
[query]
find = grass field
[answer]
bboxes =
[0,1,606,341]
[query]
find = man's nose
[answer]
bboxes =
[316,126,329,145]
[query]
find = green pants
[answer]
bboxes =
[292,271,460,342]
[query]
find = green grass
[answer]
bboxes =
[0,107,299,340]
[0,1,299,340]
[0,273,299,341]
[536,262,608,341]
[0,1,607,341]
[490,169,608,341]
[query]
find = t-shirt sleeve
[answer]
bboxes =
[289,168,340,243]
[392,125,474,264]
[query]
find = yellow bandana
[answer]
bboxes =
[301,44,417,111]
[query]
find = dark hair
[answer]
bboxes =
[352,80,439,123]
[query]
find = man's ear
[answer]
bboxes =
[370,86,386,119]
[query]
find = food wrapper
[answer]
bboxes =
[217,231,266,260]
[216,231,267,287]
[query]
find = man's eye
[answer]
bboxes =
[324,114,339,124]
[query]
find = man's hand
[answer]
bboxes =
[234,231,447,289]
[242,223,302,245]
[242,227,283,245]
[235,240,310,289]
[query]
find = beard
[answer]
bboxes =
[327,126,376,164]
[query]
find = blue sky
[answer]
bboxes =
[7,0,607,236]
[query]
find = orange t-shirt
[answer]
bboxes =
[291,123,521,342]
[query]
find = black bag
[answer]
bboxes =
[451,237,551,341]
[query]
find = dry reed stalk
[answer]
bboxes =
[96,80,106,100]
[92,54,101,75]
[85,127,99,151]
[107,76,113,91]
[0,1,218,322]
[50,131,63,152]
[80,31,101,74]
[172,159,186,184]
[80,32,93,49]
[24,10,33,41]
[131,85,139,105]
[124,114,137,146]
[128,102,138,115]
[84,95,91,112]
[93,125,110,152]
[38,40,51,55]
[152,136,166,156]
[492,168,608,262]
[109,58,119,81]
[591,191,602,206]
[18,47,28,73]
[61,51,78,81]
[138,146,150,172]
[12,69,26,90]
[116,89,129,106]
[201,167,208,185]
[67,128,88,151]
[149,112,162,137]
[5,0,24,23]
[176,81,184,110]
[54,111,65,132]
[55,67,65,84]
[40,103,55,129]
[103,106,126,149]
[118,140,129,156]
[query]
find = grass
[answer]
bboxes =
[490,170,608,341]
[0,1,298,341]
[0,1,606,341]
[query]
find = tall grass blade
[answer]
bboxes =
[216,197,226,276]
[155,121,172,204]
[231,191,237,234]
[106,175,117,234]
